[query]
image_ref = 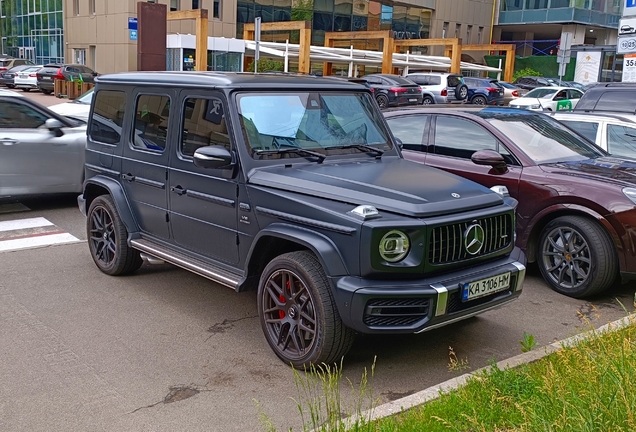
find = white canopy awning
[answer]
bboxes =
[244,40,501,75]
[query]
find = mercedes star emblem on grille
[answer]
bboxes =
[464,223,485,255]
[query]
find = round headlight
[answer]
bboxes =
[379,230,410,263]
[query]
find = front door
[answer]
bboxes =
[168,92,239,265]
[120,89,174,241]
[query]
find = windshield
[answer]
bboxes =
[480,112,606,164]
[75,88,94,104]
[237,92,392,159]
[524,88,558,99]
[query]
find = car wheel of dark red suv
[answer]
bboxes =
[538,216,616,298]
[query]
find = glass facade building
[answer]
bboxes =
[0,0,65,65]
[499,0,621,28]
[236,0,432,49]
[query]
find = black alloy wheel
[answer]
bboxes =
[472,95,487,105]
[258,251,355,367]
[538,216,616,298]
[87,195,142,275]
[422,95,434,105]
[376,94,389,109]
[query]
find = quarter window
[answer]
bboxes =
[180,97,230,157]
[0,100,47,128]
[89,90,127,145]
[386,115,428,151]
[132,94,171,152]
[560,120,599,143]
[606,124,636,159]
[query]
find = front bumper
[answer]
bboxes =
[331,247,526,334]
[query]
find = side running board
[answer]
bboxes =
[130,238,241,289]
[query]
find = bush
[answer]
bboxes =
[246,58,285,73]
[512,67,542,81]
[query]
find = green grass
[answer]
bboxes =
[367,317,636,432]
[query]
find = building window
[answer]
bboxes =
[74,0,80,15]
[192,0,200,9]
[478,26,483,44]
[442,22,448,38]
[0,0,6,18]
[74,48,86,65]
[466,25,472,44]
[89,0,96,14]
[213,0,221,18]
[170,0,179,11]
[454,23,461,38]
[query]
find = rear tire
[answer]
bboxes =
[87,195,142,276]
[471,95,487,105]
[376,94,389,109]
[257,251,355,367]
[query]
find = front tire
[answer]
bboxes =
[257,251,355,367]
[422,95,434,105]
[87,195,142,276]
[538,216,616,298]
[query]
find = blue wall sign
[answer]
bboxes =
[628,0,636,8]
[128,17,138,30]
[130,30,138,41]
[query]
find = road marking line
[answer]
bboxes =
[0,232,81,252]
[0,217,53,232]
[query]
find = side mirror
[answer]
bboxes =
[193,145,235,170]
[45,118,64,137]
[394,137,403,150]
[471,149,507,172]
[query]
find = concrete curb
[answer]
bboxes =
[344,315,635,427]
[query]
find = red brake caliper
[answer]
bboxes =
[278,279,290,319]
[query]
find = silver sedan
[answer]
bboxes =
[0,91,87,198]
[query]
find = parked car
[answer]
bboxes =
[548,111,636,159]
[362,73,423,108]
[0,57,34,72]
[0,91,87,198]
[36,63,98,95]
[13,65,43,92]
[48,88,94,122]
[79,72,526,367]
[498,81,526,105]
[564,81,586,90]
[463,77,505,106]
[384,106,636,298]
[403,72,469,104]
[573,82,636,115]
[512,76,562,91]
[0,64,36,88]
[509,86,583,111]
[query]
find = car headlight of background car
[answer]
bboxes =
[379,230,411,262]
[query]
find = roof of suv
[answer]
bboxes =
[96,71,367,89]
[574,82,636,113]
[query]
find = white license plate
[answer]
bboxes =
[19,74,27,78]
[409,98,417,102]
[462,272,510,301]
[42,76,51,80]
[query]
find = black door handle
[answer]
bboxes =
[171,185,187,196]
[122,173,135,182]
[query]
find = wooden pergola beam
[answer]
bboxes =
[394,38,462,74]
[324,30,394,75]
[167,9,208,72]
[455,43,516,82]
[243,21,311,73]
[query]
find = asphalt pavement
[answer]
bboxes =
[0,89,634,431]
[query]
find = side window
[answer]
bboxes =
[430,76,441,85]
[593,92,636,112]
[606,124,636,158]
[365,76,381,85]
[434,116,498,159]
[132,94,170,152]
[554,90,567,100]
[386,115,429,151]
[568,89,582,100]
[89,90,127,145]
[180,97,230,157]
[560,120,599,143]
[0,100,48,128]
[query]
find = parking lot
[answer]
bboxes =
[1,87,635,431]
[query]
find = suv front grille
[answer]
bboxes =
[363,298,430,327]
[428,214,512,265]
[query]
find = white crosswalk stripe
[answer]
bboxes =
[0,217,81,252]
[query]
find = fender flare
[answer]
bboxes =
[245,223,350,278]
[82,176,139,235]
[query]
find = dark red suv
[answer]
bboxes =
[384,106,636,298]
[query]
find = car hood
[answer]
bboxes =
[248,158,503,218]
[48,102,90,121]
[541,157,636,187]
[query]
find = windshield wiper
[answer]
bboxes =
[254,148,326,163]
[327,144,385,157]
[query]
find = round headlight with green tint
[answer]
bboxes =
[379,230,410,263]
